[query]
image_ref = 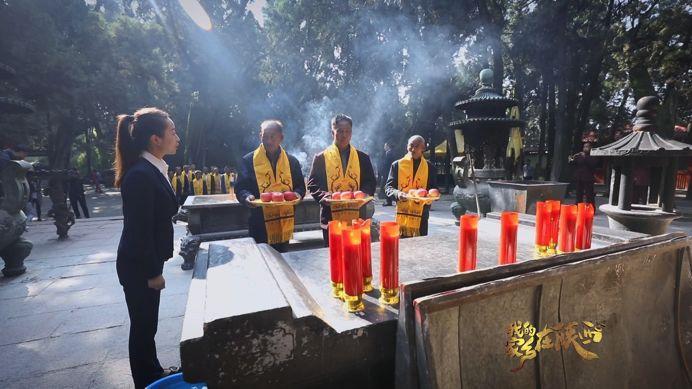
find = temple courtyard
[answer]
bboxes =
[1,189,692,388]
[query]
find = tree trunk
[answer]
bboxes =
[537,78,548,178]
[546,74,556,179]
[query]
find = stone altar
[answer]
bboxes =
[178,215,689,388]
[178,194,375,269]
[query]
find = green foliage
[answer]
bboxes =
[0,0,689,177]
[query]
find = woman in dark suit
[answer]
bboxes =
[114,107,180,388]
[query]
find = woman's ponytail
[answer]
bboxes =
[114,114,135,188]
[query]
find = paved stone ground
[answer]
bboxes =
[2,188,691,388]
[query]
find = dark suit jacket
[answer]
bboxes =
[307,147,377,227]
[234,150,306,244]
[117,158,179,286]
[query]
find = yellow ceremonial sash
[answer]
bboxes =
[192,178,205,195]
[223,173,233,193]
[324,144,362,223]
[172,173,183,194]
[396,154,429,237]
[253,144,295,244]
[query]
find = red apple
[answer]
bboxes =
[260,193,273,202]
[428,188,440,197]
[272,192,285,202]
[416,189,428,197]
[283,191,298,201]
[354,190,366,199]
[331,192,342,200]
[341,191,354,200]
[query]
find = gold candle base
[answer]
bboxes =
[379,287,399,305]
[331,281,344,299]
[363,276,373,292]
[343,293,365,312]
[534,244,548,257]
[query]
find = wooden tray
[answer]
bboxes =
[249,198,301,207]
[329,196,374,205]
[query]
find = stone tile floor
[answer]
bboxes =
[2,190,691,388]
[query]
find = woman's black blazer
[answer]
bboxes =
[116,158,179,286]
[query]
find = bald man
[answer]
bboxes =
[385,135,438,237]
[235,120,306,252]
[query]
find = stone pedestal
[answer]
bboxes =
[600,203,680,235]
[0,160,33,277]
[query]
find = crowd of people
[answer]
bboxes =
[167,165,237,205]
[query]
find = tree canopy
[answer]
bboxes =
[0,0,689,181]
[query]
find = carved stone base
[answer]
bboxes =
[0,237,32,277]
[180,235,202,270]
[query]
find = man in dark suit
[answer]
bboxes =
[307,114,377,244]
[235,120,306,252]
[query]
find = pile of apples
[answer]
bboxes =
[407,188,441,198]
[260,191,299,202]
[330,190,367,200]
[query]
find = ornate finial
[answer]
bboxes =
[633,96,659,132]
[480,69,493,87]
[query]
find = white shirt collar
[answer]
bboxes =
[141,151,170,180]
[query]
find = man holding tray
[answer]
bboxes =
[235,120,306,252]
[307,113,377,244]
[385,135,438,237]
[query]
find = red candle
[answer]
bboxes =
[353,218,373,292]
[328,220,344,298]
[558,205,578,253]
[547,200,561,250]
[575,203,595,250]
[499,212,519,265]
[535,201,550,254]
[458,214,479,272]
[341,226,364,312]
[379,221,400,305]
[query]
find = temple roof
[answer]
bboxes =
[591,130,692,157]
[591,96,692,158]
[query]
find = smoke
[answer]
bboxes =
[269,8,466,173]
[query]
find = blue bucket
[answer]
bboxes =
[146,373,207,389]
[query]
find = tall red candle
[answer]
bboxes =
[499,212,518,265]
[341,226,364,312]
[535,201,550,254]
[328,220,344,298]
[379,221,400,305]
[575,203,595,250]
[353,218,373,292]
[547,200,561,251]
[558,205,578,253]
[458,214,479,272]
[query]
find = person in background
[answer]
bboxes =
[114,107,180,388]
[28,172,42,221]
[171,166,185,205]
[569,142,598,206]
[220,165,235,194]
[68,169,90,219]
[307,114,377,245]
[385,135,437,237]
[182,165,192,196]
[91,169,103,194]
[208,166,221,194]
[192,170,207,195]
[0,143,29,169]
